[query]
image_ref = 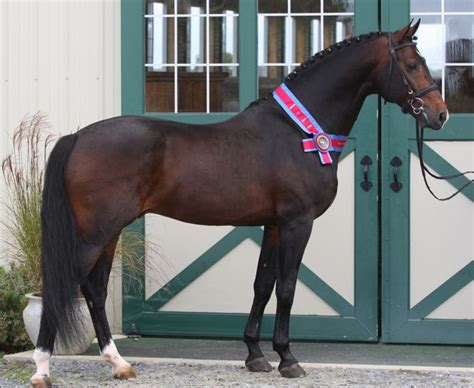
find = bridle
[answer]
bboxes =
[385,32,438,118]
[385,32,473,201]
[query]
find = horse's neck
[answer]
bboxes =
[285,40,381,137]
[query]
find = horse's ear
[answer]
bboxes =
[407,18,421,38]
[395,19,420,42]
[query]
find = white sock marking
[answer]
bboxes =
[101,340,130,374]
[32,348,51,379]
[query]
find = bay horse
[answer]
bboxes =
[31,21,448,386]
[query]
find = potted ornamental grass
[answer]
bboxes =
[1,114,94,354]
[1,114,164,354]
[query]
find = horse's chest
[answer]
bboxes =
[307,167,339,218]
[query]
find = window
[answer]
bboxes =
[411,0,474,112]
[145,0,239,113]
[258,0,354,97]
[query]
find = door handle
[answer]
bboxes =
[360,155,373,192]
[390,156,403,192]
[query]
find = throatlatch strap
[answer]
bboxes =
[273,83,348,165]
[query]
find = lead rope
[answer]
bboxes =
[415,119,474,201]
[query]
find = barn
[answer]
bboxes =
[0,0,472,346]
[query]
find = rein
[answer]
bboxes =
[416,124,474,201]
[386,32,474,201]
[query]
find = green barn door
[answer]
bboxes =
[122,0,379,341]
[381,0,474,344]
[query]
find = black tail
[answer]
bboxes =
[40,133,83,347]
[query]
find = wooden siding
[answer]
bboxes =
[0,0,122,332]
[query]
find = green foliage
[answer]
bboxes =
[0,265,33,353]
[0,115,53,353]
[1,114,54,293]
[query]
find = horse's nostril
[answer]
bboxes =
[439,111,447,123]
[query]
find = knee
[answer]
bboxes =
[253,281,274,299]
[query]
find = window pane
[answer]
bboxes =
[445,0,474,13]
[146,0,175,15]
[293,16,321,62]
[410,0,441,13]
[178,0,206,14]
[259,66,286,97]
[414,17,443,67]
[177,16,207,65]
[178,67,207,112]
[324,16,354,47]
[146,16,175,67]
[291,0,321,13]
[258,16,286,63]
[324,0,354,13]
[145,68,176,112]
[446,16,474,63]
[210,66,239,112]
[209,0,238,14]
[445,66,474,113]
[258,0,287,13]
[209,16,239,64]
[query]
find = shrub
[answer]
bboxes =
[0,265,33,353]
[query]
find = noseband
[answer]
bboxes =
[386,32,438,116]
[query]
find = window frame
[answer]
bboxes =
[122,0,257,123]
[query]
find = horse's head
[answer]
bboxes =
[377,20,448,130]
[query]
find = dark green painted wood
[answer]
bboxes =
[298,266,354,317]
[411,116,474,141]
[355,0,379,34]
[144,113,235,123]
[390,320,474,344]
[238,0,258,109]
[134,312,375,340]
[122,217,146,331]
[145,227,263,311]
[121,0,144,115]
[352,0,380,339]
[409,261,474,319]
[340,139,355,160]
[408,142,474,201]
[121,0,146,332]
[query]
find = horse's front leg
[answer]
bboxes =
[273,219,312,378]
[243,225,278,372]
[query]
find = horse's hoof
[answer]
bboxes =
[278,363,307,378]
[113,364,136,380]
[245,357,272,372]
[30,375,52,388]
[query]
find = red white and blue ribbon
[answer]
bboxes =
[273,83,348,165]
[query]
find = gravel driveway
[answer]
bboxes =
[1,357,473,387]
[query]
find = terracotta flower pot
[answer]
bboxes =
[23,293,96,355]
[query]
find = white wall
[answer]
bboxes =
[0,0,122,332]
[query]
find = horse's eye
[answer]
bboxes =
[406,62,417,70]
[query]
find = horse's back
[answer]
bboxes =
[66,114,336,234]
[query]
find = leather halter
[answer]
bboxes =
[386,32,439,116]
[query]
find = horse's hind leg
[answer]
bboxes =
[30,316,56,387]
[243,225,278,372]
[80,237,136,380]
[273,219,312,378]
